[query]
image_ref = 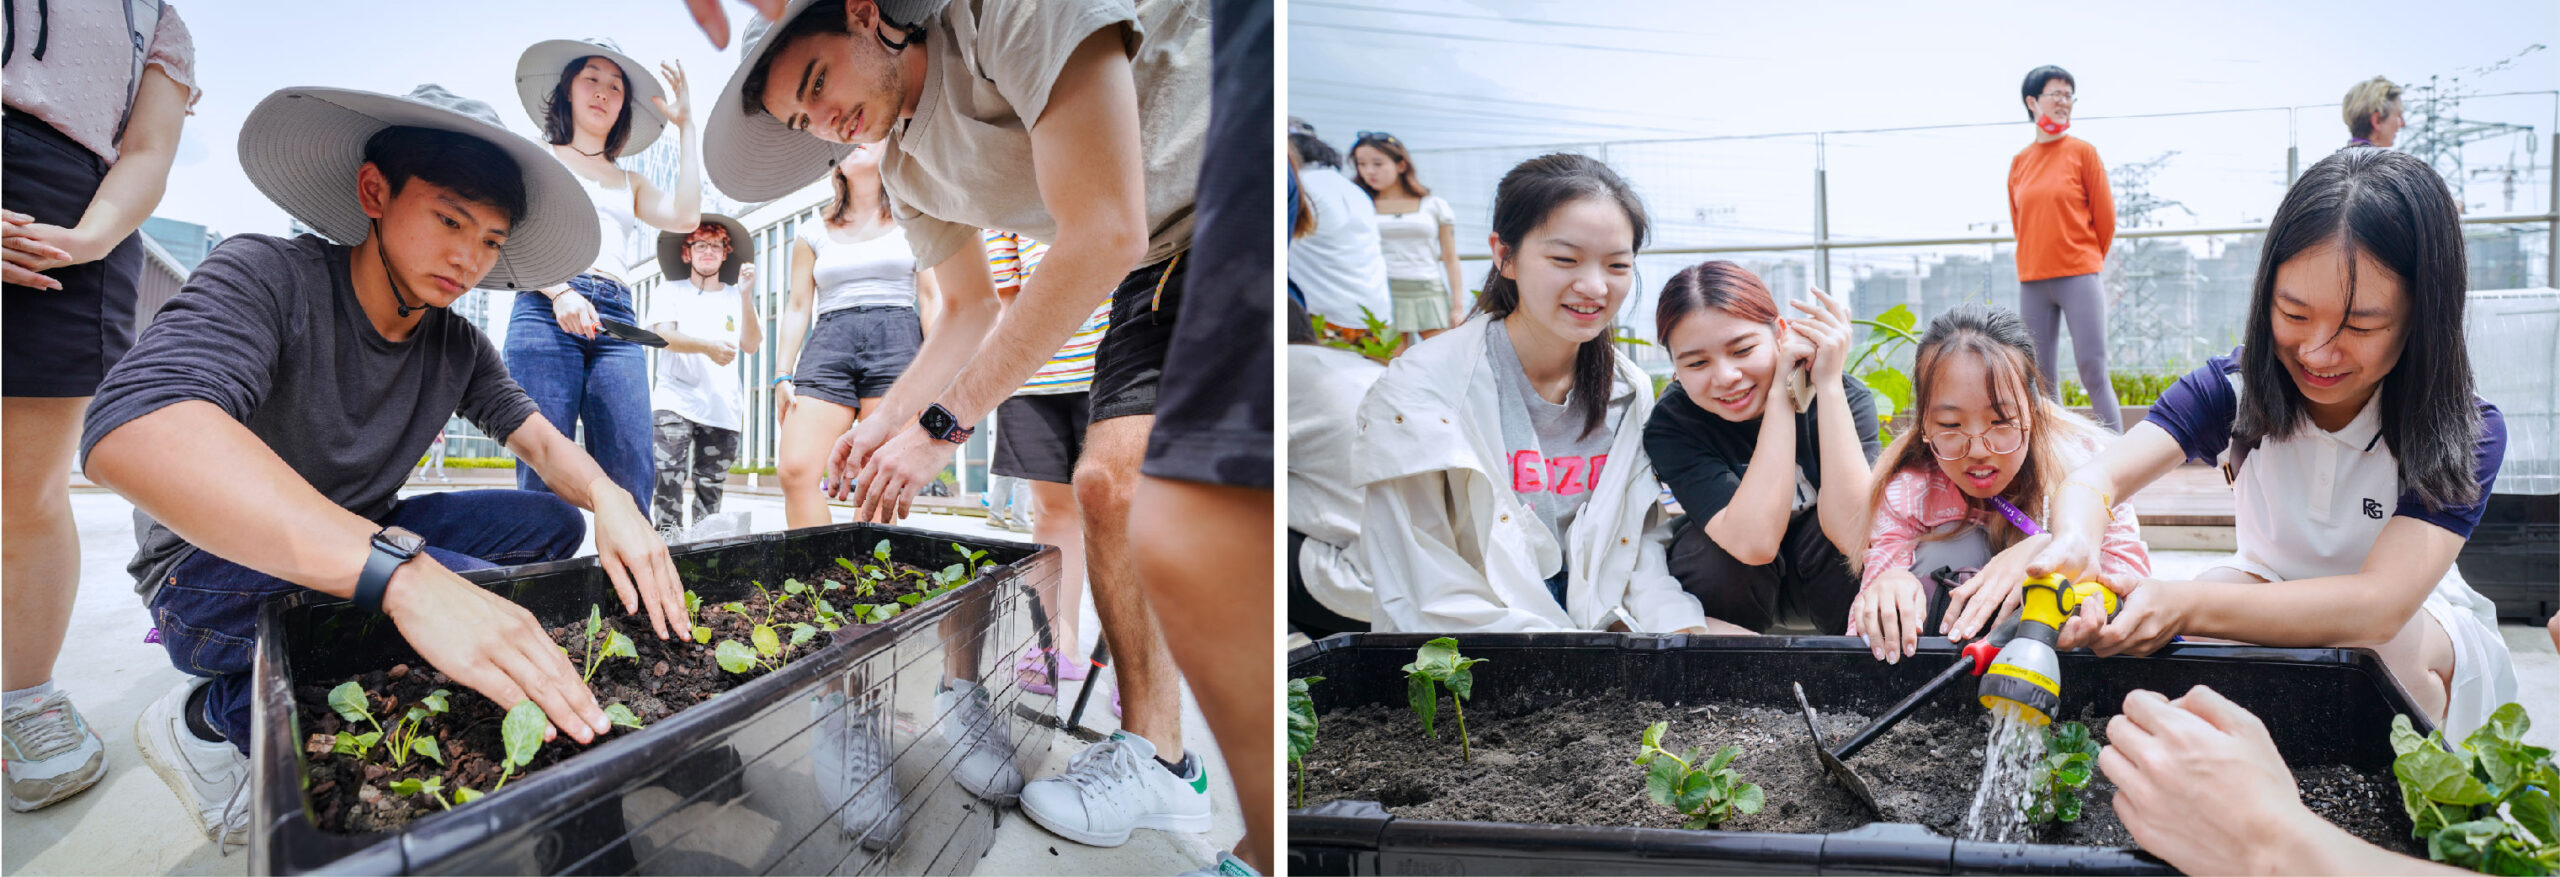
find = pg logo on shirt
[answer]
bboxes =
[1512,451,1607,496]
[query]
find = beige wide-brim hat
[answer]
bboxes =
[236,84,598,291]
[705,0,949,201]
[516,38,669,157]
[658,213,752,284]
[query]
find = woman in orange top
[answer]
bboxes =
[2007,64,2120,432]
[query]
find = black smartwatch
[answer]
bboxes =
[919,403,975,443]
[354,526,425,614]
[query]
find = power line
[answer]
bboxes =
[1290,19,1716,58]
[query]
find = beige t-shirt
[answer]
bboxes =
[882,0,1207,271]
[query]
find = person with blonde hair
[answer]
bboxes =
[2342,76,2405,148]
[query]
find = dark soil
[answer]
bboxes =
[298,561,950,834]
[1301,694,2420,855]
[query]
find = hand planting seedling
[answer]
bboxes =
[1633,721,1764,829]
[2023,721,2098,823]
[1402,637,1486,762]
[452,699,550,804]
[1289,676,1323,807]
[327,679,449,768]
[577,604,639,684]
[2389,703,2559,873]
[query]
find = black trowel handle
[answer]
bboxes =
[1832,641,1998,761]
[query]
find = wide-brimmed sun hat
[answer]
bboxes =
[516,38,669,156]
[658,213,753,284]
[236,84,598,291]
[705,0,949,201]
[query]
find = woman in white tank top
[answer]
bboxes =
[774,144,939,529]
[504,38,704,514]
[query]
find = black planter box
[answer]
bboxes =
[251,522,1064,875]
[2457,492,2559,624]
[1287,633,2431,876]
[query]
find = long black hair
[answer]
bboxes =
[543,55,635,159]
[1476,152,1649,439]
[2234,147,2480,510]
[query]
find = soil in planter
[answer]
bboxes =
[1300,694,2420,855]
[297,555,967,834]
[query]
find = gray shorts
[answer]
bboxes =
[795,306,921,408]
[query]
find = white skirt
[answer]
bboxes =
[2211,554,2518,739]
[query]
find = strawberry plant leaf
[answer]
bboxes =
[1732,781,1765,816]
[501,700,546,770]
[328,681,370,725]
[1644,757,1682,808]
[715,639,759,674]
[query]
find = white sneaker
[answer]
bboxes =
[135,677,250,844]
[810,693,904,851]
[1019,731,1212,847]
[937,680,1023,801]
[4,688,108,811]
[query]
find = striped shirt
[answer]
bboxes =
[986,230,1112,396]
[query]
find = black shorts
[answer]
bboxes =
[3,110,144,398]
[1088,256,1184,423]
[1139,0,1274,489]
[991,391,1089,484]
[793,306,921,408]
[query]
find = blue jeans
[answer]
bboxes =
[506,273,654,514]
[146,490,585,752]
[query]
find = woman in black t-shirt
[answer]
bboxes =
[1643,262,1881,633]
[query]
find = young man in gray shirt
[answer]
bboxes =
[80,85,683,844]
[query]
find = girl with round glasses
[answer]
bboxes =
[1844,304,2149,662]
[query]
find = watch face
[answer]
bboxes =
[921,405,956,437]
[380,527,425,554]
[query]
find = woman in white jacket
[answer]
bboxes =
[1355,153,1748,635]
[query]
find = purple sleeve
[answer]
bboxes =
[2393,400,2503,538]
[2141,349,2242,463]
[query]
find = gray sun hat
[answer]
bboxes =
[657,213,752,284]
[705,0,949,202]
[516,38,669,157]
[236,84,598,291]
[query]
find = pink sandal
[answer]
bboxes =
[1013,647,1090,696]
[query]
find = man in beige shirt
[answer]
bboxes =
[706,0,1216,854]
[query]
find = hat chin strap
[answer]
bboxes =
[371,220,441,318]
[875,12,927,52]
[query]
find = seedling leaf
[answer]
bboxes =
[500,700,546,769]
[1405,674,1437,738]
[454,787,483,805]
[752,624,782,658]
[873,540,892,562]
[692,625,714,644]
[413,737,443,765]
[420,689,450,715]
[716,639,760,674]
[603,703,644,730]
[586,604,602,639]
[784,579,808,595]
[790,623,819,646]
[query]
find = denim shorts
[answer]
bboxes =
[795,306,921,407]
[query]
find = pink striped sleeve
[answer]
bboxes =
[2095,500,2152,585]
[1849,470,1934,637]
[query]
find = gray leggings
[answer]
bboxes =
[2019,272,2120,432]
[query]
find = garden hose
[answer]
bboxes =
[1976,573,2117,724]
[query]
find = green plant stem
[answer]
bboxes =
[1295,758,1306,808]
[1454,698,1471,763]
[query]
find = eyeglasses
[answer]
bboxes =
[1925,424,2027,460]
[2039,92,2076,104]
[686,241,729,252]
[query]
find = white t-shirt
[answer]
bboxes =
[1375,194,1456,283]
[1289,166,1391,328]
[798,221,918,314]
[644,279,745,432]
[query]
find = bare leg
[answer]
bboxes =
[2368,602,2458,727]
[1133,477,1273,874]
[1072,415,1180,756]
[3,397,90,691]
[1027,480,1085,654]
[777,396,862,530]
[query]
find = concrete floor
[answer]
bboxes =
[2,488,1243,876]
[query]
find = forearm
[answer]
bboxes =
[658,130,704,230]
[866,255,1002,428]
[738,296,761,354]
[776,305,810,379]
[1444,258,1466,310]
[2171,571,2431,648]
[2052,424,2184,549]
[2257,806,2459,876]
[1703,408,1800,562]
[1811,382,1870,551]
[85,402,375,596]
[935,243,1121,425]
[70,72,188,257]
[654,327,721,356]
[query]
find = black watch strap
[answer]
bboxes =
[354,536,413,614]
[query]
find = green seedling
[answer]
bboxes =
[2025,721,2099,823]
[578,604,638,684]
[1289,676,1323,807]
[2390,703,2558,873]
[603,702,645,730]
[1309,305,1406,362]
[1633,722,1764,829]
[708,581,819,674]
[1401,637,1486,761]
[715,638,780,675]
[443,699,549,806]
[388,775,455,811]
[683,590,713,643]
[326,680,448,768]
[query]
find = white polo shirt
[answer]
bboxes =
[2147,348,2516,737]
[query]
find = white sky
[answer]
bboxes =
[156,2,749,238]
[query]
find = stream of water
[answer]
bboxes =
[1961,701,2047,842]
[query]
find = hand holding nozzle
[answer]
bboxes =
[1977,573,2120,724]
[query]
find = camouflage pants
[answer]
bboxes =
[652,410,740,537]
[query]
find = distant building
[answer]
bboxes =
[139,216,221,273]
